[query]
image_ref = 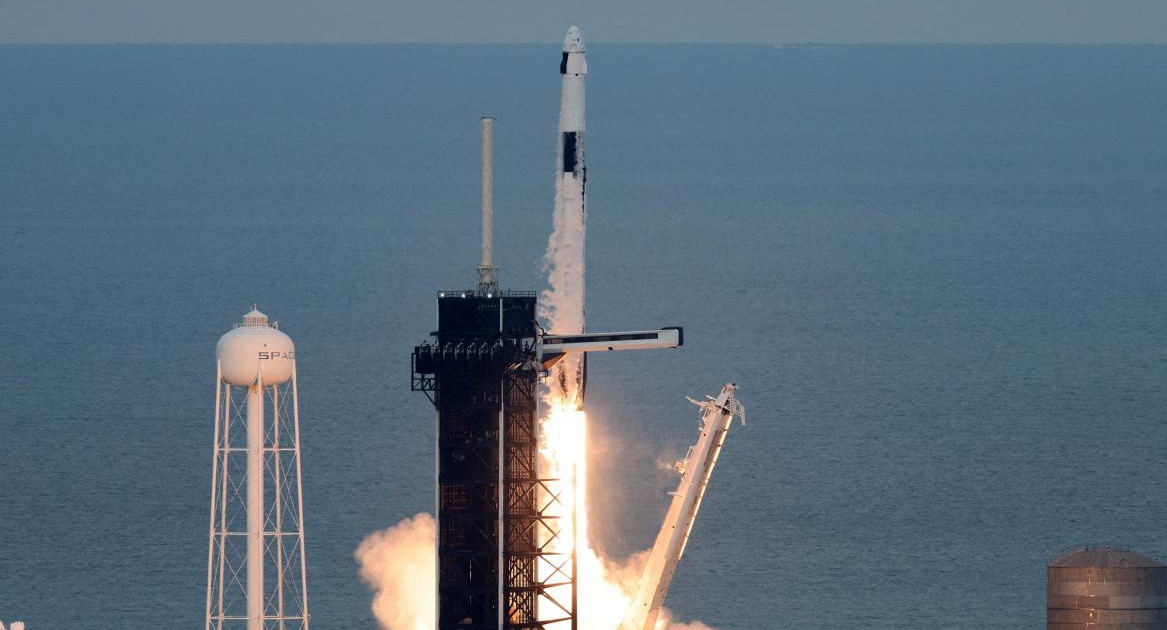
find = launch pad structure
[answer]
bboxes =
[411,117,681,629]
[413,115,566,630]
[413,29,687,630]
[412,290,567,630]
[412,111,574,630]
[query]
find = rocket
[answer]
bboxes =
[559,25,587,182]
[545,25,590,410]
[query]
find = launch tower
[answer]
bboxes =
[412,119,574,630]
[413,31,681,630]
[413,289,561,630]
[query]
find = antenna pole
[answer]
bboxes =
[477,116,499,294]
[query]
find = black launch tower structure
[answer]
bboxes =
[412,290,574,630]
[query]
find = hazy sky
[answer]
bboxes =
[2,0,1165,44]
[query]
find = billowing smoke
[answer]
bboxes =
[354,513,436,630]
[659,618,718,630]
[578,549,719,630]
[540,133,588,410]
[352,512,714,630]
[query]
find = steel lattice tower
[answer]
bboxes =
[412,291,575,630]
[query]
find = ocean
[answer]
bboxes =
[1,43,1166,629]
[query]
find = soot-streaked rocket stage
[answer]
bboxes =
[357,26,743,630]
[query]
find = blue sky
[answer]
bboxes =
[2,0,1165,44]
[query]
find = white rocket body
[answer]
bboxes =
[559,26,587,135]
[544,26,589,409]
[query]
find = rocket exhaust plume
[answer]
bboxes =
[355,513,436,630]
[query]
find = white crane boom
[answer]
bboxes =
[619,383,744,630]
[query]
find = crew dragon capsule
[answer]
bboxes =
[559,25,587,182]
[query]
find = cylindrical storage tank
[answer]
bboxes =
[1048,545,1167,629]
[216,308,295,387]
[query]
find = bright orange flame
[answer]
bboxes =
[540,402,637,630]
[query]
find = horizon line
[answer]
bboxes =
[1,40,1165,46]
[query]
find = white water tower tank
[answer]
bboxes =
[216,308,295,387]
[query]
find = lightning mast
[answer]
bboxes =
[477,116,499,295]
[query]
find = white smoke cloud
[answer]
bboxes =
[654,450,685,474]
[539,148,588,409]
[354,513,436,630]
[605,549,650,593]
[352,514,718,630]
[662,618,718,630]
[597,551,720,630]
[540,172,587,338]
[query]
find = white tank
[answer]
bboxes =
[216,308,295,387]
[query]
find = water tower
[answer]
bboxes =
[1048,545,1167,629]
[206,307,310,630]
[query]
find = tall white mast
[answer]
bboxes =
[477,116,499,294]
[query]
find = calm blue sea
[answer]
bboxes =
[1,44,1166,629]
